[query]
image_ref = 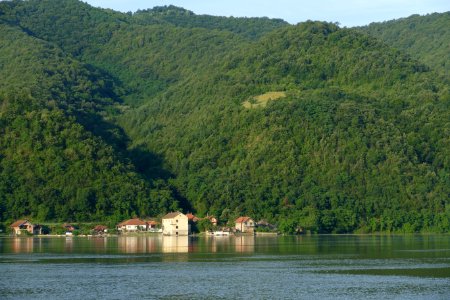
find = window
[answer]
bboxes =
[176,219,178,223]
[176,226,178,229]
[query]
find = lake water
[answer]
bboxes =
[0,234,449,299]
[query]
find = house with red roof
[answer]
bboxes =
[146,220,161,232]
[186,213,199,222]
[205,215,218,226]
[117,218,148,232]
[93,225,108,234]
[235,216,255,234]
[63,223,77,232]
[10,220,42,235]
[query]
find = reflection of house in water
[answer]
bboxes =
[65,236,74,252]
[118,236,162,253]
[209,236,232,253]
[92,236,109,251]
[235,235,255,253]
[11,237,35,253]
[162,235,189,253]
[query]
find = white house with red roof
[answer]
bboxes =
[235,216,255,233]
[186,213,199,222]
[117,218,148,232]
[10,220,42,235]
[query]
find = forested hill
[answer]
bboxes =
[360,12,450,76]
[132,5,288,39]
[0,7,180,223]
[0,0,449,233]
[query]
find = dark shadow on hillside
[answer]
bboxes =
[71,64,175,183]
[76,112,128,150]
[128,146,173,181]
[70,62,193,212]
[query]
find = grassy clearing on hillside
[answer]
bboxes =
[243,91,286,108]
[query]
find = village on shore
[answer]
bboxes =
[7,212,280,237]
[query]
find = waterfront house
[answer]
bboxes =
[117,218,148,232]
[162,212,190,236]
[63,223,76,232]
[93,225,108,234]
[10,220,42,235]
[205,215,218,226]
[187,213,217,226]
[235,216,255,233]
[146,220,158,229]
[186,213,199,223]
[257,219,276,230]
[146,220,161,232]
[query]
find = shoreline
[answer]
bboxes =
[1,232,448,238]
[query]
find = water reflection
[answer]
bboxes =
[206,235,232,253]
[11,237,35,253]
[65,236,74,252]
[1,235,449,260]
[162,236,189,253]
[235,235,255,253]
[1,235,449,299]
[118,235,162,253]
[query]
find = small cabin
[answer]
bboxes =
[10,220,42,235]
[235,216,255,233]
[205,215,218,226]
[186,213,199,223]
[93,225,108,234]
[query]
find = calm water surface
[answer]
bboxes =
[0,235,449,299]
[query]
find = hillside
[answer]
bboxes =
[360,12,450,76]
[133,5,288,39]
[119,22,450,233]
[0,0,449,233]
[0,19,179,223]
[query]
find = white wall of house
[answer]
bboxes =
[124,225,147,231]
[162,213,189,236]
[235,219,255,233]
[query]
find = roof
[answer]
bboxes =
[94,225,107,231]
[10,220,30,227]
[257,219,270,226]
[206,216,217,221]
[118,218,147,226]
[162,211,183,219]
[186,213,199,222]
[235,216,253,223]
[146,220,158,225]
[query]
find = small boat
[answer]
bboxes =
[207,230,231,236]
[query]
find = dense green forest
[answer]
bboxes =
[0,0,449,233]
[360,12,450,77]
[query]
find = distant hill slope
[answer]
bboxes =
[360,12,450,76]
[0,0,449,233]
[0,21,178,223]
[133,5,288,39]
